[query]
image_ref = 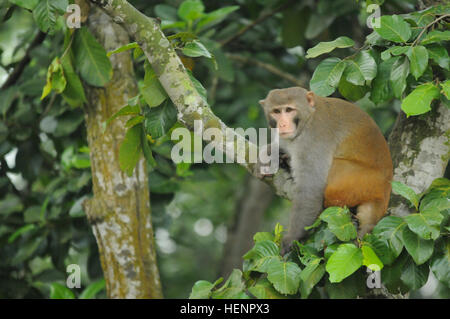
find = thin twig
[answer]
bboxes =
[412,13,449,47]
[227,53,304,87]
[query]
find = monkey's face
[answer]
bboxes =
[260,87,316,140]
[268,104,298,139]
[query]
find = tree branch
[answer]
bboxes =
[90,0,294,200]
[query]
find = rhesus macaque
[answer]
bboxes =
[258,87,393,253]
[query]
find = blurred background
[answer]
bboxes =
[0,0,446,298]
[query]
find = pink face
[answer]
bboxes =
[270,104,298,139]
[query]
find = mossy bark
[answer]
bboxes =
[82,6,162,298]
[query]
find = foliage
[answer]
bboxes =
[307,5,450,116]
[1,0,448,299]
[190,178,450,299]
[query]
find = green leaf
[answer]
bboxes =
[427,45,450,70]
[405,209,444,240]
[310,58,341,96]
[319,207,357,241]
[306,36,355,59]
[212,269,248,299]
[266,259,301,295]
[248,278,284,299]
[73,27,113,87]
[325,271,366,299]
[430,240,450,285]
[338,77,368,102]
[401,82,440,117]
[390,57,410,98]
[79,279,106,299]
[380,46,409,61]
[41,57,67,100]
[374,15,412,43]
[107,42,139,57]
[391,181,420,209]
[125,116,145,128]
[119,124,142,176]
[178,0,204,21]
[299,258,325,299]
[441,80,450,99]
[61,54,86,107]
[371,216,406,257]
[361,244,384,271]
[327,60,347,88]
[196,6,239,32]
[343,51,377,86]
[187,70,207,102]
[0,194,23,216]
[243,240,281,272]
[405,46,428,80]
[189,279,221,299]
[140,62,168,107]
[33,0,68,34]
[362,234,396,266]
[106,103,140,126]
[253,232,275,243]
[182,40,212,58]
[400,256,429,290]
[370,57,398,104]
[143,101,177,139]
[381,252,409,294]
[402,227,434,265]
[326,243,363,283]
[420,30,450,45]
[50,283,75,299]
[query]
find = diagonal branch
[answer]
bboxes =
[89,0,294,200]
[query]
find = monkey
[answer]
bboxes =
[258,87,393,253]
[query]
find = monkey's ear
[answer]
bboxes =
[259,99,265,106]
[306,91,315,107]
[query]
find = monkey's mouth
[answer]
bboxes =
[279,131,295,137]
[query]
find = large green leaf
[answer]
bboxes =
[189,278,223,299]
[119,124,142,176]
[243,240,281,273]
[400,256,429,290]
[310,58,342,96]
[143,101,177,139]
[402,227,434,265]
[306,36,355,59]
[391,181,420,209]
[374,15,412,43]
[441,80,450,99]
[372,216,406,257]
[9,0,38,10]
[405,209,444,240]
[182,40,212,58]
[326,243,363,283]
[390,57,410,98]
[79,279,106,299]
[401,83,440,117]
[343,51,377,86]
[427,45,450,70]
[33,0,68,34]
[61,54,86,107]
[319,207,357,241]
[266,259,301,295]
[338,77,368,102]
[196,6,239,32]
[50,283,75,299]
[405,46,429,80]
[73,27,113,87]
[362,234,396,266]
[370,57,398,104]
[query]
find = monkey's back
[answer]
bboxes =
[319,96,393,210]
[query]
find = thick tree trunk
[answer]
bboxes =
[388,103,450,216]
[82,7,162,298]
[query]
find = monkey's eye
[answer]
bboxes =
[285,107,294,113]
[272,109,281,114]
